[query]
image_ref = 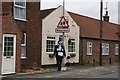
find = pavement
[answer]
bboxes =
[0,63,119,79]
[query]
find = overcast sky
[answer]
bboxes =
[41,0,119,24]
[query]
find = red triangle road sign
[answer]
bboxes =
[57,16,69,28]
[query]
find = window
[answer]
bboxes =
[87,42,92,55]
[115,44,119,55]
[46,37,56,53]
[21,33,26,58]
[4,37,14,56]
[68,39,75,52]
[102,43,109,55]
[21,33,26,46]
[14,0,26,20]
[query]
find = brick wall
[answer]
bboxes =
[2,2,28,72]
[80,38,119,65]
[26,2,42,69]
[2,2,13,13]
[2,1,42,72]
[2,13,22,72]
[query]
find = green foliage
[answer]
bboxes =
[49,54,55,58]
[70,54,76,58]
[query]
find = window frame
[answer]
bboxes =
[46,36,56,54]
[68,39,75,53]
[21,33,26,46]
[87,42,92,55]
[4,37,14,57]
[102,43,109,55]
[21,33,26,59]
[115,44,119,55]
[14,0,26,21]
[3,34,16,59]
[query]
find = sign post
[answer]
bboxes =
[55,15,70,70]
[55,0,70,71]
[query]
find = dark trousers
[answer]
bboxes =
[56,56,63,71]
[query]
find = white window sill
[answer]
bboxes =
[21,57,27,59]
[102,53,109,56]
[21,44,26,46]
[87,54,92,56]
[14,18,27,22]
[115,53,119,55]
[46,52,54,54]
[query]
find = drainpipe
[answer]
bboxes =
[118,1,120,79]
[0,37,2,75]
[99,0,103,66]
[80,24,83,65]
[117,33,120,65]
[0,2,2,75]
[80,36,83,65]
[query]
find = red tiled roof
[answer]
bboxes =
[69,12,119,41]
[41,6,63,19]
[41,8,56,19]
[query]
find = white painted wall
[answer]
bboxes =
[41,6,80,65]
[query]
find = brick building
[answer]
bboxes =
[69,12,119,65]
[0,2,119,75]
[1,1,41,74]
[41,6,119,66]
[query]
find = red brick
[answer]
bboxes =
[2,1,41,72]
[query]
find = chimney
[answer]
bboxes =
[103,2,110,22]
[103,11,110,22]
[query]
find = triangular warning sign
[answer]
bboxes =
[57,16,69,28]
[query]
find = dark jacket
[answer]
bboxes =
[54,45,66,57]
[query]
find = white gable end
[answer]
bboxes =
[41,5,80,65]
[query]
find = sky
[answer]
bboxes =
[41,0,119,24]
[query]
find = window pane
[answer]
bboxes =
[68,39,75,52]
[15,7,19,18]
[90,47,92,53]
[20,8,26,19]
[115,44,119,54]
[15,2,20,6]
[21,33,26,58]
[4,52,7,56]
[21,33,26,45]
[6,52,8,56]
[4,42,7,47]
[19,2,25,7]
[21,46,26,57]
[15,0,20,5]
[10,42,14,46]
[8,42,12,46]
[11,52,13,56]
[8,37,13,41]
[15,0,25,7]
